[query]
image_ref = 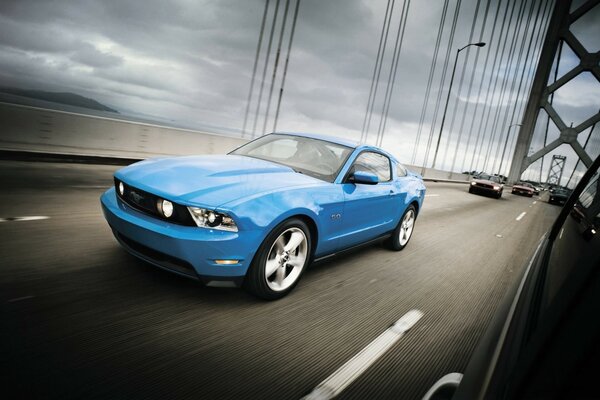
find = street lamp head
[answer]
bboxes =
[474,42,486,47]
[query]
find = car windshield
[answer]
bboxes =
[230,134,354,183]
[478,174,500,183]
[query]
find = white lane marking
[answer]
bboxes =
[533,201,537,204]
[516,212,527,221]
[8,295,35,303]
[0,216,50,223]
[425,194,440,197]
[302,310,423,400]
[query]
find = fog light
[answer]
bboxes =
[215,260,239,265]
[160,199,173,218]
[118,181,125,195]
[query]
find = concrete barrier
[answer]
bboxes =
[0,102,470,183]
[0,102,247,159]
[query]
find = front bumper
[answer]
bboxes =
[512,188,533,196]
[101,187,263,287]
[470,185,501,196]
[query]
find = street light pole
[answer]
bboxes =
[431,42,485,170]
[497,123,522,178]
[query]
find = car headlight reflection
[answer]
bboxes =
[188,207,238,232]
[157,199,174,218]
[118,181,125,196]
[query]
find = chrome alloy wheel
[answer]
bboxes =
[398,208,415,246]
[264,227,308,292]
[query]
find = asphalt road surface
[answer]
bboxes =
[0,161,560,399]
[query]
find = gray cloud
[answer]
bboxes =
[0,0,598,177]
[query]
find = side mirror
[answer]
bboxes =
[350,171,379,185]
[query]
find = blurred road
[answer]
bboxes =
[0,161,559,399]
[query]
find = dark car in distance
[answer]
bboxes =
[423,155,600,400]
[469,174,503,199]
[548,187,571,206]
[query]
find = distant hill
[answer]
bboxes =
[0,87,119,113]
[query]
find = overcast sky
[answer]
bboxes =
[0,0,598,181]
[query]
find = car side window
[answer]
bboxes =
[541,168,600,315]
[397,163,407,177]
[350,152,391,182]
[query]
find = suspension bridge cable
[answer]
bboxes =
[442,0,485,170]
[272,0,301,133]
[496,0,542,176]
[479,0,521,172]
[262,0,290,135]
[505,0,554,174]
[422,0,462,170]
[364,0,397,143]
[468,0,513,172]
[360,0,393,143]
[461,0,504,172]
[251,0,281,138]
[242,0,270,137]
[485,0,529,173]
[376,0,411,148]
[411,0,450,165]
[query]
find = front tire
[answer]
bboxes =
[387,205,416,251]
[245,218,311,300]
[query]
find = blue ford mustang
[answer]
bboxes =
[101,132,426,299]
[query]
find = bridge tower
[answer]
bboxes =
[508,0,600,184]
[546,155,567,186]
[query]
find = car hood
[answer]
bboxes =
[115,155,326,207]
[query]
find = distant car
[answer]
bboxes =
[469,174,503,199]
[101,132,426,300]
[548,187,571,206]
[512,182,535,197]
[423,154,600,400]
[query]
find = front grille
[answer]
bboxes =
[476,183,493,189]
[116,232,198,278]
[115,178,196,226]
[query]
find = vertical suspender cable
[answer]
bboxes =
[272,0,301,133]
[242,0,270,137]
[460,0,504,172]
[252,0,281,138]
[360,0,393,143]
[411,0,450,165]
[364,0,396,143]
[468,0,512,171]
[478,0,519,172]
[484,0,528,173]
[422,0,462,170]
[505,0,553,174]
[262,0,290,135]
[497,0,543,176]
[376,0,411,148]
[442,0,485,171]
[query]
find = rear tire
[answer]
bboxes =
[387,205,417,251]
[244,218,311,300]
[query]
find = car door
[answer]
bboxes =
[339,151,398,248]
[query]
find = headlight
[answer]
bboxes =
[188,207,238,232]
[493,185,500,190]
[157,199,174,218]
[471,181,476,186]
[118,181,125,196]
